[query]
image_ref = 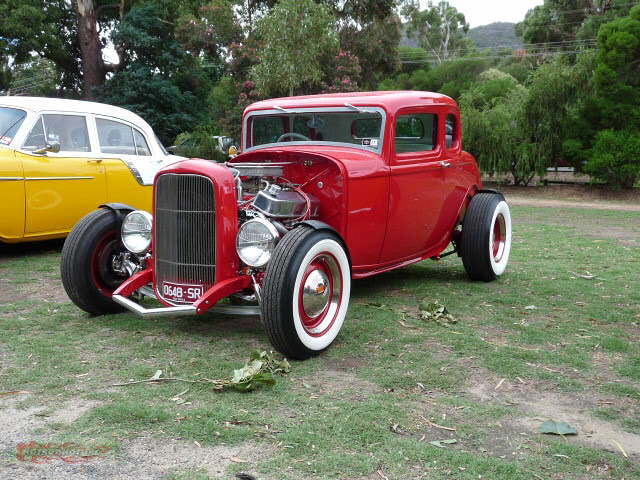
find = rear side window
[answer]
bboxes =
[133,129,151,156]
[395,113,437,153]
[24,114,90,152]
[97,118,136,155]
[446,114,457,149]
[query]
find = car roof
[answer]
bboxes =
[245,91,457,115]
[0,96,152,130]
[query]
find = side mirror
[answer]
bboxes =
[166,145,178,154]
[33,142,61,155]
[228,145,238,157]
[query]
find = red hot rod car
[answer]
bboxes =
[61,91,512,359]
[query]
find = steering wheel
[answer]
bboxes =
[276,132,311,142]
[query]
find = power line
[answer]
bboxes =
[520,0,639,17]
[399,39,598,60]
[400,48,597,64]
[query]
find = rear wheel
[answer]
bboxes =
[261,227,351,360]
[460,193,512,282]
[61,209,128,315]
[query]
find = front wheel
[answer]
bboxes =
[61,208,128,315]
[261,227,351,360]
[460,193,512,282]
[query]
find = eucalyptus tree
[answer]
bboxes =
[403,0,470,64]
[251,0,339,97]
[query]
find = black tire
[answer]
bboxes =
[460,193,512,282]
[261,227,351,360]
[61,208,128,315]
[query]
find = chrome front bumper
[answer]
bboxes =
[113,294,197,318]
[112,290,261,318]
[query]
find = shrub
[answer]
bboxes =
[584,130,640,188]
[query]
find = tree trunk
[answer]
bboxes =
[76,0,105,99]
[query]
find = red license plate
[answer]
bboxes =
[161,282,204,303]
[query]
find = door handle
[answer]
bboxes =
[87,159,103,164]
[440,161,452,168]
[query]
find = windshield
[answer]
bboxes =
[0,107,27,146]
[247,109,384,152]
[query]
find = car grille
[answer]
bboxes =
[154,173,216,304]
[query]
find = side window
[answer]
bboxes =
[23,117,46,150]
[446,114,457,149]
[395,113,437,154]
[96,118,136,155]
[133,129,151,156]
[44,114,90,152]
[24,115,90,152]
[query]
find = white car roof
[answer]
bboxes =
[0,96,153,131]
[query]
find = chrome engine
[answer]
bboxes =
[227,162,318,221]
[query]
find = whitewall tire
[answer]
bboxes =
[460,193,512,282]
[261,227,351,360]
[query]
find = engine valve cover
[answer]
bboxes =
[252,186,318,219]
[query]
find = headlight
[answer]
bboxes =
[236,218,279,267]
[121,210,153,254]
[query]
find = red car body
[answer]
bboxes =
[114,91,482,311]
[63,91,511,359]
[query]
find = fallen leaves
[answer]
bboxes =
[570,271,597,280]
[418,301,457,326]
[111,350,290,392]
[429,439,458,448]
[538,420,577,435]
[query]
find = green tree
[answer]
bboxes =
[592,5,640,130]
[0,0,81,93]
[8,58,58,96]
[462,86,542,186]
[585,130,640,188]
[99,1,212,143]
[251,0,338,96]
[523,59,585,169]
[333,0,403,88]
[404,0,471,64]
[516,0,634,51]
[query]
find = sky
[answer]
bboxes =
[419,0,545,27]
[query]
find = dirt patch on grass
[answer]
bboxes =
[0,271,69,306]
[466,377,640,461]
[3,436,272,480]
[507,196,640,212]
[496,183,640,205]
[513,205,639,246]
[0,393,273,479]
[0,278,19,305]
[295,368,381,399]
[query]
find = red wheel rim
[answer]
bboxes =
[492,213,506,262]
[297,252,343,337]
[90,231,126,297]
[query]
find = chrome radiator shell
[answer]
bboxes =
[154,173,216,304]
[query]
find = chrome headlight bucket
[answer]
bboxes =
[236,218,279,267]
[121,210,153,254]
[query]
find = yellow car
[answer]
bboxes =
[0,97,182,243]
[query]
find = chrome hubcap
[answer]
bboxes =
[492,213,507,262]
[302,268,330,318]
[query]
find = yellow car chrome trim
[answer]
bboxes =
[0,177,24,181]
[25,176,94,181]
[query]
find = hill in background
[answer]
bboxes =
[467,22,522,50]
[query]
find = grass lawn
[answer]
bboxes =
[0,204,639,479]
